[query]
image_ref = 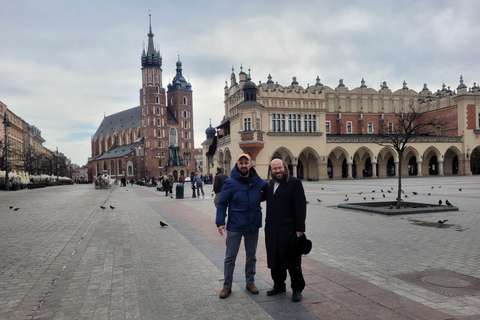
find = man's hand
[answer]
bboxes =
[218,225,226,236]
[296,231,304,237]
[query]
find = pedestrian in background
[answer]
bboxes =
[215,154,267,299]
[161,175,170,197]
[195,173,204,198]
[213,167,228,206]
[264,158,308,302]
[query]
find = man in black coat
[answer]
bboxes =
[265,158,307,302]
[213,167,228,207]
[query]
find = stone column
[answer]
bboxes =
[395,161,399,177]
[347,162,353,179]
[293,165,297,178]
[417,160,423,177]
[371,161,377,178]
[438,160,444,176]
[318,158,328,180]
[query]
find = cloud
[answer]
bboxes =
[1,0,479,165]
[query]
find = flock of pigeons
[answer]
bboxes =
[316,185,457,208]
[315,184,461,226]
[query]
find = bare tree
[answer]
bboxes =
[378,103,445,209]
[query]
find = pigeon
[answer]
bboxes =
[431,186,434,189]
[364,197,366,200]
[459,188,462,191]
[371,197,375,200]
[438,199,442,205]
[100,206,106,209]
[110,205,115,209]
[317,198,322,202]
[439,186,442,188]
[372,190,376,192]
[389,205,393,209]
[404,194,408,198]
[391,187,393,190]
[345,194,348,198]
[321,187,324,190]
[383,194,385,198]
[344,198,349,202]
[438,219,448,224]
[358,191,363,195]
[412,191,417,195]
[428,193,431,196]
[9,206,13,209]
[160,221,168,227]
[170,196,173,198]
[13,208,20,211]
[381,189,384,192]
[387,190,391,193]
[446,199,452,206]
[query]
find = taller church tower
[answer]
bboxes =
[139,15,195,178]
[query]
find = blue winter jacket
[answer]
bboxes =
[215,166,267,232]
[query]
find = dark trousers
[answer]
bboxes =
[271,266,305,292]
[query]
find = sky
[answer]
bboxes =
[1,0,479,166]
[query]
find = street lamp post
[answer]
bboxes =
[3,112,10,191]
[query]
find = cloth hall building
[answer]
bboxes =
[203,68,480,180]
[88,20,195,182]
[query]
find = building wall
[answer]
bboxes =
[207,71,480,179]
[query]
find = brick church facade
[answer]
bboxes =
[88,17,195,182]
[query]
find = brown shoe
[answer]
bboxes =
[246,284,259,294]
[219,287,231,299]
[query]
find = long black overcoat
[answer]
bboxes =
[265,176,306,270]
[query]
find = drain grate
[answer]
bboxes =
[394,269,480,297]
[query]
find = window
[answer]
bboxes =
[256,118,260,130]
[183,97,187,105]
[304,114,317,133]
[272,114,285,131]
[169,127,177,146]
[346,121,352,133]
[325,121,331,133]
[156,97,159,104]
[288,114,301,132]
[244,118,251,131]
[367,122,373,133]
[388,122,393,133]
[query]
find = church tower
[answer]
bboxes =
[139,14,168,177]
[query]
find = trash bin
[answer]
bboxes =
[176,184,184,199]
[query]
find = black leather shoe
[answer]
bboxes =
[266,287,286,296]
[292,291,302,302]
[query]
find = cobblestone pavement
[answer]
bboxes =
[0,175,479,319]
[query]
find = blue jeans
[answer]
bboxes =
[223,230,259,288]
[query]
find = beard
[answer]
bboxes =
[239,167,249,177]
[271,170,287,183]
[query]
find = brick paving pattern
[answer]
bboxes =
[0,175,479,319]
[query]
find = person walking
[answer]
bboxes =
[215,154,267,299]
[264,158,308,302]
[195,173,205,198]
[161,175,170,196]
[213,167,228,206]
[168,173,174,194]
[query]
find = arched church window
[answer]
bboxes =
[169,127,178,146]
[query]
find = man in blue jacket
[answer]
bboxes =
[216,153,267,299]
